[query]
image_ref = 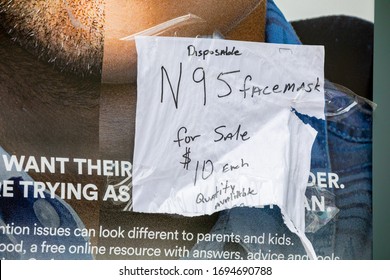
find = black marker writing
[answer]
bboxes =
[214,124,250,142]
[192,67,207,106]
[240,75,321,98]
[161,63,182,109]
[194,160,214,186]
[217,70,240,98]
[173,126,201,148]
[180,147,192,170]
[222,158,250,173]
[160,64,321,109]
[194,180,258,210]
[187,45,242,60]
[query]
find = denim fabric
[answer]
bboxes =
[298,82,372,259]
[325,83,372,259]
[188,0,372,260]
[265,0,301,45]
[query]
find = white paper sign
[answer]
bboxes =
[133,36,324,259]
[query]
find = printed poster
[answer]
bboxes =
[0,0,374,260]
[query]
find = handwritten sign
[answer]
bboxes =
[133,37,324,258]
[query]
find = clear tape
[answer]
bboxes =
[325,81,376,117]
[104,169,133,211]
[305,185,340,233]
[101,13,212,84]
[120,14,207,41]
